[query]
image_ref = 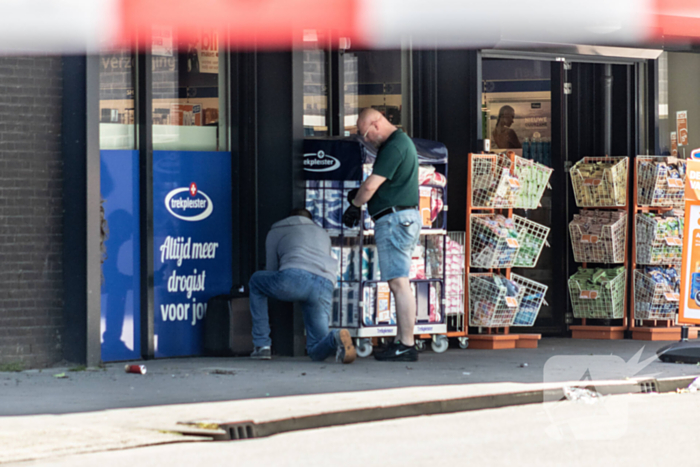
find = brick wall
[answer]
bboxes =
[0,57,64,368]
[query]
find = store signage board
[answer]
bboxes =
[100,150,141,362]
[152,151,233,357]
[679,159,700,324]
[677,111,688,146]
[671,131,678,156]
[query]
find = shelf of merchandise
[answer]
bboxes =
[463,152,544,350]
[629,156,698,341]
[303,136,451,356]
[569,156,629,340]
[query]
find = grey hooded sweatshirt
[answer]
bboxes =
[265,216,337,284]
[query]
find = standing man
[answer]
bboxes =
[343,108,421,362]
[249,208,356,364]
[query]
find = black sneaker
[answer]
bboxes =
[373,341,418,362]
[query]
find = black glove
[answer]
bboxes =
[342,204,362,228]
[347,188,359,204]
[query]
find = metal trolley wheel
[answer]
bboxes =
[458,337,469,349]
[356,338,373,358]
[431,335,449,353]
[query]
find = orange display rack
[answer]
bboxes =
[569,156,629,340]
[464,152,541,350]
[629,156,690,341]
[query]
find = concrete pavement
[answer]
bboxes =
[2,337,699,464]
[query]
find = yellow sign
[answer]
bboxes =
[679,160,700,324]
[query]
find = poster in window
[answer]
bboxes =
[486,100,551,153]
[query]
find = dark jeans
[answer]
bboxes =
[249,268,337,361]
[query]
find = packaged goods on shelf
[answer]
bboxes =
[361,245,380,281]
[419,165,447,187]
[637,156,686,207]
[469,273,523,327]
[514,156,553,210]
[634,267,680,320]
[568,267,626,319]
[635,211,684,265]
[470,214,521,268]
[376,282,397,325]
[511,273,549,327]
[332,246,360,282]
[570,157,628,207]
[445,233,466,316]
[513,215,550,268]
[429,282,442,323]
[332,282,360,327]
[471,153,520,208]
[410,244,426,280]
[362,283,376,326]
[569,209,627,263]
[305,180,324,227]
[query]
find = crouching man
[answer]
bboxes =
[248,208,356,363]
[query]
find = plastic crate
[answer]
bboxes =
[511,273,549,327]
[637,156,686,207]
[570,157,628,207]
[445,232,466,316]
[635,213,683,266]
[468,273,524,327]
[471,153,519,208]
[568,268,626,319]
[470,214,521,269]
[569,210,627,264]
[513,215,550,268]
[514,156,553,210]
[634,270,679,320]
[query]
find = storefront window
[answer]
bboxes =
[343,50,407,135]
[303,30,328,137]
[99,49,136,149]
[657,51,700,157]
[152,26,226,151]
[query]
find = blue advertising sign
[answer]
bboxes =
[152,151,232,357]
[100,150,141,362]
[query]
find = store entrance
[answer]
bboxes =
[481,57,638,335]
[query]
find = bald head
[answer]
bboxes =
[357,108,396,147]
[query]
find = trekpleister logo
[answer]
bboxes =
[303,150,341,172]
[165,182,213,221]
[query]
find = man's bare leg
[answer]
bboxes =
[388,276,415,346]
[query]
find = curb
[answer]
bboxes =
[178,376,699,441]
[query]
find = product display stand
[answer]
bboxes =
[304,136,451,357]
[568,156,629,339]
[630,156,698,340]
[465,152,550,350]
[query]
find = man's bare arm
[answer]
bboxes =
[352,174,386,206]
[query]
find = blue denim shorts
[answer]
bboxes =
[374,208,422,281]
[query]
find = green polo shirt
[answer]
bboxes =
[367,130,419,217]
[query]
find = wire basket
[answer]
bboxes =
[637,156,686,207]
[569,210,627,263]
[470,214,521,269]
[514,156,553,210]
[635,214,683,265]
[471,153,519,208]
[445,232,466,316]
[634,269,679,320]
[468,273,524,327]
[513,215,550,268]
[568,268,626,319]
[570,157,628,207]
[511,273,549,327]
